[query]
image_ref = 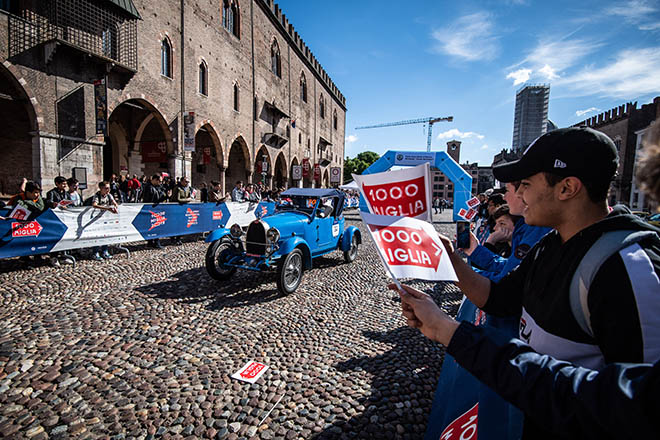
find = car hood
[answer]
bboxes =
[261,211,310,236]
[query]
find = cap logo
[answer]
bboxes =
[554,159,567,169]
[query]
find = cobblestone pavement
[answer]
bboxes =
[0,210,462,440]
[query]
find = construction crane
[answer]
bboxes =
[355,116,454,152]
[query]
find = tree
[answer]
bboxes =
[343,151,380,183]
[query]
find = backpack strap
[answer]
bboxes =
[569,230,659,337]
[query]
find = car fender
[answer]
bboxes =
[340,226,362,252]
[205,228,231,243]
[278,237,313,269]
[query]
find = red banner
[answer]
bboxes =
[142,141,168,163]
[314,164,321,181]
[302,159,310,178]
[362,175,428,217]
[203,147,212,165]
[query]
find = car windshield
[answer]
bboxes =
[275,196,319,215]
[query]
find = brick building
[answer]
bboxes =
[0,0,346,196]
[573,97,659,205]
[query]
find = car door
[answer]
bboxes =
[315,198,337,252]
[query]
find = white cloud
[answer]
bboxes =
[431,12,499,62]
[437,128,485,140]
[606,1,659,31]
[345,135,358,143]
[506,68,532,85]
[481,144,489,150]
[575,107,601,117]
[539,64,559,80]
[555,47,660,98]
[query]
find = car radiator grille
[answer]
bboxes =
[246,221,267,255]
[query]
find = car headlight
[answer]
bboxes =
[230,223,243,238]
[266,227,280,243]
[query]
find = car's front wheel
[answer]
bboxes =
[277,248,304,294]
[205,239,237,280]
[344,234,359,263]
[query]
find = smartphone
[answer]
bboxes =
[456,221,470,249]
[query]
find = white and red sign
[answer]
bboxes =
[361,212,457,281]
[57,200,73,208]
[458,208,468,219]
[466,197,480,209]
[353,163,432,222]
[464,208,477,221]
[8,205,30,221]
[11,221,43,238]
[440,402,478,440]
[231,361,269,384]
[212,210,224,221]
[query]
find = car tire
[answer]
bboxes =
[343,234,359,263]
[205,239,237,280]
[277,248,304,294]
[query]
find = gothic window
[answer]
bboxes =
[271,40,281,78]
[222,0,240,37]
[333,109,338,129]
[300,73,307,102]
[319,95,325,119]
[161,38,172,78]
[199,61,208,95]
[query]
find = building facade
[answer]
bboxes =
[512,84,549,153]
[0,0,346,196]
[573,97,659,205]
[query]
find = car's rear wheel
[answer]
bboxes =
[277,249,304,294]
[344,234,359,263]
[205,239,237,280]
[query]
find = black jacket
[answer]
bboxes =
[46,188,70,208]
[448,321,660,440]
[141,182,167,204]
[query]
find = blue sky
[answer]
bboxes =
[276,0,660,166]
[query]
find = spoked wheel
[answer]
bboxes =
[277,249,304,294]
[343,235,359,263]
[205,239,237,280]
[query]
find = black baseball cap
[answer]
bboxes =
[493,127,618,184]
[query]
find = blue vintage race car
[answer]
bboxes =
[205,188,361,294]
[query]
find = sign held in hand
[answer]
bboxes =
[353,163,432,222]
[362,212,457,282]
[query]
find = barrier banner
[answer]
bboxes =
[0,201,275,259]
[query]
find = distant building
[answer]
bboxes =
[573,97,660,205]
[512,84,550,153]
[629,124,656,211]
[477,166,494,193]
[430,140,481,204]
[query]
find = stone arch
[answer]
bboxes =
[274,152,287,189]
[0,62,41,194]
[107,97,175,180]
[254,145,273,188]
[322,169,330,188]
[225,135,251,193]
[290,156,300,188]
[192,122,224,191]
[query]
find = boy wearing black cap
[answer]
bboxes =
[396,127,660,439]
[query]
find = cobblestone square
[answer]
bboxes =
[0,211,461,439]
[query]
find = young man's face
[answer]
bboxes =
[487,201,499,216]
[517,172,559,227]
[504,183,525,216]
[68,182,78,191]
[56,181,66,190]
[494,215,515,233]
[26,189,41,200]
[100,185,110,195]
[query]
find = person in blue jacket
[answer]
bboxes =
[464,181,551,283]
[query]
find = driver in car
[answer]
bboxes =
[318,198,334,218]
